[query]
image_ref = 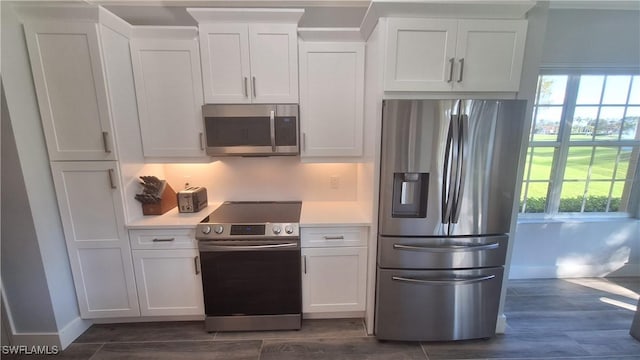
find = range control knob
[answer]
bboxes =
[213,224,224,234]
[272,225,282,235]
[201,225,212,234]
[285,225,294,234]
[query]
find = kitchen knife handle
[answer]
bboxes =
[199,132,204,151]
[457,58,465,83]
[108,169,116,189]
[194,256,200,275]
[102,131,111,153]
[252,76,257,98]
[447,57,455,83]
[243,77,248,97]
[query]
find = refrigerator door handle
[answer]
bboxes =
[441,116,457,224]
[392,242,499,252]
[392,275,496,286]
[452,113,468,223]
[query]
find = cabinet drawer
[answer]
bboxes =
[301,227,366,248]
[129,229,197,250]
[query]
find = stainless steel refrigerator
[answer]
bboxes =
[375,99,526,341]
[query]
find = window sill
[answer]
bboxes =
[517,213,636,225]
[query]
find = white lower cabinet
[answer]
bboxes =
[129,229,204,317]
[132,249,204,316]
[301,227,368,314]
[50,162,139,318]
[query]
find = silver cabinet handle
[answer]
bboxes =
[303,255,307,274]
[252,76,257,98]
[393,242,499,252]
[392,275,495,286]
[199,132,204,151]
[302,132,306,152]
[194,256,200,275]
[102,131,111,153]
[152,238,175,242]
[323,236,345,240]
[457,58,465,83]
[269,110,276,152]
[108,168,116,189]
[243,77,248,97]
[447,57,455,83]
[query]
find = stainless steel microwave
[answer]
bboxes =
[203,104,299,156]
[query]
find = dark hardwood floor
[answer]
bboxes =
[5,277,639,359]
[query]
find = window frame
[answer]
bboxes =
[520,68,640,219]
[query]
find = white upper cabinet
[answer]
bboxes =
[188,8,303,104]
[385,18,527,92]
[198,23,298,103]
[24,21,116,161]
[299,41,364,157]
[130,27,206,158]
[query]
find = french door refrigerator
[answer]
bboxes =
[375,99,526,341]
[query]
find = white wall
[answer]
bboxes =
[542,8,640,68]
[162,159,359,203]
[510,6,640,280]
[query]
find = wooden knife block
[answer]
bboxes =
[142,183,177,215]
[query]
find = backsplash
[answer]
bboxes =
[163,157,359,201]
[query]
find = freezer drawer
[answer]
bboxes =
[378,235,508,269]
[375,267,503,341]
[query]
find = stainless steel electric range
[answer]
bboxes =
[195,201,302,332]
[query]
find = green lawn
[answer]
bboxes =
[522,134,634,212]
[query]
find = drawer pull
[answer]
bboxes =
[392,275,495,286]
[323,235,345,240]
[392,242,499,252]
[194,256,200,275]
[152,238,175,242]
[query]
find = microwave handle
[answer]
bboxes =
[270,110,276,152]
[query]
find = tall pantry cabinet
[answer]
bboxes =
[22,7,140,318]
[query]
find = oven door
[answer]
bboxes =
[203,104,298,156]
[199,240,302,318]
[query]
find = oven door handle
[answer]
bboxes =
[199,242,299,251]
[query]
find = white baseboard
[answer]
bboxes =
[303,311,365,319]
[495,313,507,334]
[10,333,60,348]
[58,317,91,349]
[92,315,205,324]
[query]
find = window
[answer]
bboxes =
[520,72,640,215]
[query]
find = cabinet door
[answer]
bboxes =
[384,18,457,92]
[50,162,139,318]
[302,247,367,313]
[454,20,527,92]
[132,249,204,316]
[24,22,116,161]
[299,42,364,157]
[130,35,206,158]
[249,24,299,103]
[199,23,251,103]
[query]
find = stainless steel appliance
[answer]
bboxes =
[196,201,302,332]
[177,186,208,213]
[375,99,526,341]
[202,104,299,156]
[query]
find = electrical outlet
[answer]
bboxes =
[183,176,191,189]
[330,175,340,189]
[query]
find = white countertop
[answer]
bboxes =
[126,202,222,229]
[127,201,371,229]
